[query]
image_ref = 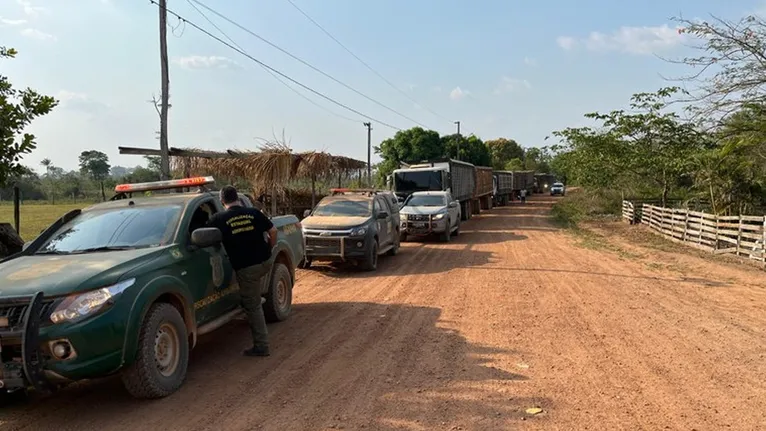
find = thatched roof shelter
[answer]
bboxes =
[119,144,367,210]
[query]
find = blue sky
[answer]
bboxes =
[1,0,762,172]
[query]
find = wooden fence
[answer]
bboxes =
[622,201,766,268]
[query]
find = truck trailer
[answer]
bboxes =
[391,158,477,221]
[472,166,494,214]
[493,170,514,206]
[511,171,535,197]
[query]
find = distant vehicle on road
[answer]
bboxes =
[550,182,566,196]
[301,189,400,271]
[0,176,304,402]
[399,191,461,242]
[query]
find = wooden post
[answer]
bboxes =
[714,215,720,253]
[338,171,342,188]
[311,175,316,208]
[737,214,743,256]
[683,209,689,243]
[13,185,20,236]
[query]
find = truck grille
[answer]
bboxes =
[305,237,342,255]
[0,300,56,332]
[407,214,430,222]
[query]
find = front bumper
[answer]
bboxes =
[401,215,448,236]
[0,292,56,393]
[303,229,368,261]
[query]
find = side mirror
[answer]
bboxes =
[448,201,458,208]
[191,227,222,248]
[303,209,311,218]
[22,241,32,251]
[377,211,389,219]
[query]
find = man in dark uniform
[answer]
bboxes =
[208,185,277,357]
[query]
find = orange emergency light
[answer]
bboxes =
[114,176,215,193]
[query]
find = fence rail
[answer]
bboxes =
[622,200,765,268]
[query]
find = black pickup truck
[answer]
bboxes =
[300,189,401,271]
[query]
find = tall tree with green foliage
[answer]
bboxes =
[440,134,491,166]
[374,127,443,181]
[79,150,111,201]
[485,138,524,170]
[0,47,58,187]
[553,87,708,206]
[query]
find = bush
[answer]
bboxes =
[551,189,622,227]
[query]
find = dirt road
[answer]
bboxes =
[3,196,765,430]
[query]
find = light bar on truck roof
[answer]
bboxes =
[330,188,388,195]
[114,176,215,193]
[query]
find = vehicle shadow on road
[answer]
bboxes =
[1,302,551,430]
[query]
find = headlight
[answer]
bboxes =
[432,212,446,220]
[350,226,367,236]
[50,278,136,324]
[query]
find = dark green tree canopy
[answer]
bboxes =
[79,150,111,181]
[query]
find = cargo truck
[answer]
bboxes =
[472,166,494,214]
[391,158,476,221]
[492,171,514,206]
[511,171,535,200]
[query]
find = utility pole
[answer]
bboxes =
[364,122,372,187]
[454,121,461,160]
[158,0,171,180]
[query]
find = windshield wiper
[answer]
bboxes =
[70,245,139,254]
[34,250,70,255]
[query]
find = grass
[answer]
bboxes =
[0,203,83,241]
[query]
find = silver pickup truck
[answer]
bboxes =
[399,191,461,242]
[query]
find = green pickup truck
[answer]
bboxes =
[0,177,305,402]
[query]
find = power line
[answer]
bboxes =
[185,0,359,124]
[147,0,403,130]
[189,0,430,129]
[283,0,453,124]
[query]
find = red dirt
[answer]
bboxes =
[2,196,765,430]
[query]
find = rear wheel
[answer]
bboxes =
[387,233,400,256]
[399,232,408,243]
[121,303,189,399]
[441,219,452,242]
[452,218,460,236]
[263,262,293,322]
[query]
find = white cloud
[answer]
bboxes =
[449,86,470,101]
[556,36,576,50]
[56,91,110,113]
[523,57,537,66]
[172,55,239,69]
[0,17,27,26]
[557,24,685,55]
[20,28,55,41]
[494,77,531,94]
[16,0,48,17]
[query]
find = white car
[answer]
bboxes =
[399,191,461,242]
[550,182,565,196]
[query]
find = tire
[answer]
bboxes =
[299,258,312,269]
[399,232,408,243]
[441,220,451,242]
[263,262,293,322]
[460,203,469,221]
[387,233,400,256]
[452,218,460,236]
[360,239,378,271]
[121,303,189,399]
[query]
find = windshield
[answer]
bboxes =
[394,171,443,193]
[312,198,372,217]
[36,205,182,254]
[404,195,446,207]
[553,183,564,187]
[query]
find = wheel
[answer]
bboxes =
[460,203,469,221]
[441,219,451,242]
[387,233,400,256]
[299,258,312,269]
[399,232,408,243]
[263,262,293,322]
[452,218,460,236]
[360,239,378,271]
[121,303,189,399]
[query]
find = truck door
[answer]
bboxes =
[183,199,237,324]
[374,196,392,247]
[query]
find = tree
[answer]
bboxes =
[0,46,58,187]
[374,127,443,180]
[79,150,111,201]
[440,134,492,166]
[485,138,524,170]
[552,87,708,206]
[669,15,766,123]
